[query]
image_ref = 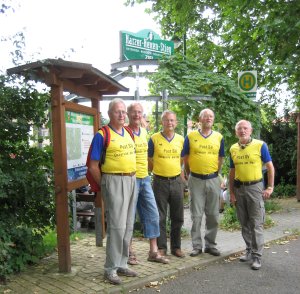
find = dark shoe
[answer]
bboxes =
[117,268,138,277]
[148,251,170,264]
[171,249,185,258]
[251,257,261,270]
[158,249,167,257]
[190,248,202,257]
[204,247,221,256]
[104,272,122,285]
[240,251,253,262]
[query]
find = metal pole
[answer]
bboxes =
[183,33,188,137]
[162,89,168,111]
[135,64,140,100]
[155,101,159,132]
[297,113,300,201]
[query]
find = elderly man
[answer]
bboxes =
[127,102,169,264]
[229,120,275,270]
[88,98,137,285]
[183,108,224,257]
[148,110,185,258]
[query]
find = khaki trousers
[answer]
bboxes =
[234,182,265,257]
[101,174,137,274]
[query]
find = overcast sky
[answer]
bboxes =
[0,0,162,114]
[0,0,160,74]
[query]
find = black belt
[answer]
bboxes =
[102,172,136,177]
[234,179,262,187]
[154,174,180,181]
[190,172,218,180]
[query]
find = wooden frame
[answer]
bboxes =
[7,59,128,272]
[64,101,97,192]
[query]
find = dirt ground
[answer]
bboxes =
[275,196,300,211]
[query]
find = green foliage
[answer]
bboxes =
[148,54,258,156]
[42,229,83,256]
[0,75,54,228]
[0,226,84,282]
[133,215,189,238]
[0,223,44,283]
[219,205,241,231]
[41,229,57,255]
[272,181,296,199]
[264,199,281,214]
[261,110,297,185]
[220,201,279,231]
[0,75,55,280]
[130,0,300,108]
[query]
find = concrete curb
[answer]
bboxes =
[1,207,300,294]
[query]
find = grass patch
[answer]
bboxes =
[42,229,57,255]
[219,205,240,231]
[42,229,84,255]
[133,217,190,238]
[220,199,281,231]
[265,199,281,213]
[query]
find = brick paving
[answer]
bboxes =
[1,200,300,294]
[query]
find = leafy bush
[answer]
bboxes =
[261,111,297,186]
[272,181,296,198]
[0,75,55,281]
[219,205,240,231]
[264,199,281,213]
[0,223,45,283]
[220,200,280,231]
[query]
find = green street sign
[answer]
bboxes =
[244,92,257,99]
[238,71,257,99]
[120,29,174,61]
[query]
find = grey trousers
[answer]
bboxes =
[234,182,265,257]
[101,174,137,274]
[188,175,220,249]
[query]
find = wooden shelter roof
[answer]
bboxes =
[6,58,128,99]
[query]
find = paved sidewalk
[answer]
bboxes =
[1,201,300,294]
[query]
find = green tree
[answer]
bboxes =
[148,55,258,154]
[127,0,300,108]
[261,107,297,185]
[0,75,55,280]
[0,75,54,227]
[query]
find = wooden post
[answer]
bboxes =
[91,98,106,245]
[7,59,129,273]
[51,84,71,272]
[297,113,300,202]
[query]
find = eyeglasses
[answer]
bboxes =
[129,110,143,115]
[113,110,127,116]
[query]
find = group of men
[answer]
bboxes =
[88,98,274,285]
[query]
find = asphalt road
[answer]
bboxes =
[140,236,300,294]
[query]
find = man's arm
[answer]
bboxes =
[218,157,224,174]
[183,155,190,176]
[263,161,275,199]
[229,168,236,205]
[89,160,101,186]
[148,137,154,172]
[182,136,190,177]
[148,157,153,172]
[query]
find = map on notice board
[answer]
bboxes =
[65,111,94,182]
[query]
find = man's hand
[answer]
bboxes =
[263,186,273,200]
[230,192,236,206]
